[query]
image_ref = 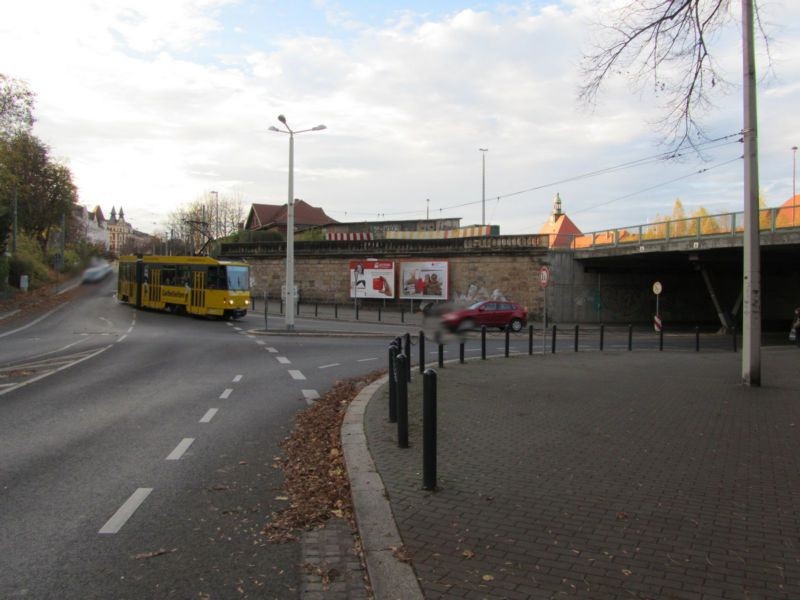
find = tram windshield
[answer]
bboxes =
[225,266,249,291]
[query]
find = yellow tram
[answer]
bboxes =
[118,255,251,319]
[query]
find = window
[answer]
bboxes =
[225,266,249,291]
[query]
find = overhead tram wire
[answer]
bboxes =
[325,133,743,219]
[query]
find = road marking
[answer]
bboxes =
[0,304,68,339]
[302,389,320,405]
[319,363,340,369]
[0,345,113,397]
[99,317,113,327]
[288,370,306,380]
[98,488,153,534]
[166,438,194,460]
[126,326,133,333]
[200,408,218,423]
[118,334,128,342]
[226,323,233,327]
[232,374,243,382]
[219,388,233,399]
[357,357,378,362]
[276,356,291,364]
[266,347,278,353]
[233,326,242,331]
[255,340,266,346]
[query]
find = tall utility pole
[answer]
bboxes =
[741,0,761,387]
[792,145,797,226]
[479,148,488,226]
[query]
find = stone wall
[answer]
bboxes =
[246,253,547,312]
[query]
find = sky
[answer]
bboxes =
[2,0,799,236]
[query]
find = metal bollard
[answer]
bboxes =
[574,324,579,352]
[695,326,700,352]
[378,305,382,321]
[404,333,412,382]
[355,302,359,320]
[297,301,300,317]
[438,343,444,368]
[315,303,318,317]
[422,369,437,491]
[334,303,338,319]
[419,331,426,374]
[388,345,398,423]
[481,326,487,360]
[659,326,664,351]
[628,324,633,351]
[732,325,737,352]
[600,324,605,352]
[528,325,534,355]
[280,299,284,315]
[397,353,409,449]
[551,325,557,354]
[459,341,465,363]
[264,294,268,330]
[505,328,510,357]
[401,309,405,324]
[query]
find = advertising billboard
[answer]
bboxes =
[399,260,449,300]
[349,260,395,299]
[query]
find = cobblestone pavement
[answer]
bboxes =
[364,347,800,599]
[301,518,371,600]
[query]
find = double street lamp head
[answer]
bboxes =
[270,116,326,135]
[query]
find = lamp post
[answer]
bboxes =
[792,146,797,226]
[210,190,219,239]
[269,115,326,331]
[479,148,488,226]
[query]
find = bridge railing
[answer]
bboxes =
[563,203,800,250]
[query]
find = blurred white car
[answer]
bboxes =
[82,259,112,283]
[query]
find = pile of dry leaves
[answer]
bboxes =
[263,370,384,543]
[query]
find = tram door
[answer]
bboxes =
[190,270,206,314]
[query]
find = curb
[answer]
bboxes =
[341,376,424,600]
[245,329,395,338]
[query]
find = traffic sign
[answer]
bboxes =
[539,266,551,289]
[652,281,663,295]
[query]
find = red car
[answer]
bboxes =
[441,300,528,333]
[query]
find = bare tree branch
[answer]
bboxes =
[580,0,745,150]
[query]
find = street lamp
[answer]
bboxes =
[269,114,326,331]
[792,146,798,226]
[210,190,219,239]
[479,148,488,226]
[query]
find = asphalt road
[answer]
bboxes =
[0,280,393,599]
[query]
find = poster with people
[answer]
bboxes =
[349,260,395,299]
[399,261,449,300]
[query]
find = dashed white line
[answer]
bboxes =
[200,408,218,423]
[302,389,320,405]
[255,341,266,346]
[357,357,378,363]
[319,363,340,369]
[166,438,195,460]
[276,356,291,364]
[232,374,243,383]
[118,334,128,342]
[219,388,233,399]
[266,347,278,353]
[98,488,153,534]
[233,326,242,331]
[126,326,133,333]
[288,370,306,380]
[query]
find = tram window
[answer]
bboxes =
[162,268,177,285]
[206,267,222,290]
[225,266,249,291]
[176,267,191,286]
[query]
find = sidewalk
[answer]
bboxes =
[352,347,800,599]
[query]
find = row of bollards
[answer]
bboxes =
[387,335,438,490]
[271,301,410,323]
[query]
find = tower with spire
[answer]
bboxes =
[538,193,582,248]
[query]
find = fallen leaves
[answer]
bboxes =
[262,371,384,543]
[391,545,413,563]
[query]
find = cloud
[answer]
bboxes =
[1,0,798,234]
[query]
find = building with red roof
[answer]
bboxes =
[538,193,583,248]
[244,200,338,233]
